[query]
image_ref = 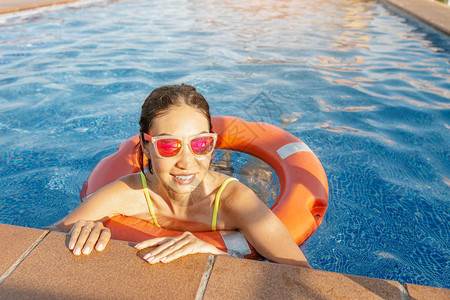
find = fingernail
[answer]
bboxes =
[134,243,141,249]
[161,257,167,263]
[83,247,90,255]
[74,249,81,255]
[144,254,153,260]
[97,244,104,251]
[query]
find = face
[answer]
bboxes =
[141,105,213,195]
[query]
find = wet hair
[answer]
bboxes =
[138,84,212,174]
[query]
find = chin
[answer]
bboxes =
[168,176,202,194]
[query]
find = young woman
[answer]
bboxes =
[49,84,310,268]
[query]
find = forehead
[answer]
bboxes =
[150,105,209,136]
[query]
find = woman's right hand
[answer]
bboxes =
[68,220,111,255]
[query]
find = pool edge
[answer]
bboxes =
[0,0,83,14]
[380,0,450,35]
[0,223,448,299]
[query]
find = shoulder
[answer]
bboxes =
[117,173,143,190]
[209,172,272,229]
[207,171,251,199]
[216,175,262,213]
[85,173,143,205]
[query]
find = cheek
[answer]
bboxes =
[195,155,212,169]
[151,157,174,174]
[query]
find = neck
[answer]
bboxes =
[151,176,206,212]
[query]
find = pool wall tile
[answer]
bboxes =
[0,231,210,299]
[0,223,47,279]
[203,255,403,299]
[406,283,450,300]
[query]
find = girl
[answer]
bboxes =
[49,84,310,268]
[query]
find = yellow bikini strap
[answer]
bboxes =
[140,172,161,228]
[212,178,238,231]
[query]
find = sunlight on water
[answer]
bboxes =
[0,0,449,288]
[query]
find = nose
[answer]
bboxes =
[174,142,196,170]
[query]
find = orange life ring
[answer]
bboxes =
[80,116,328,258]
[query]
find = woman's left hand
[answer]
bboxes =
[134,231,227,264]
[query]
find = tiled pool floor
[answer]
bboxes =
[0,223,448,299]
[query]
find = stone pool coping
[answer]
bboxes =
[381,0,450,35]
[0,0,81,14]
[0,223,449,299]
[0,0,449,35]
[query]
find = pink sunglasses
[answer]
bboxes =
[143,132,217,158]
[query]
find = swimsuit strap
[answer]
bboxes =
[140,172,161,228]
[211,177,239,231]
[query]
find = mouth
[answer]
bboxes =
[171,174,196,185]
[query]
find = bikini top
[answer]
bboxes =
[140,172,238,231]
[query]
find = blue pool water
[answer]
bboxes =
[0,0,449,288]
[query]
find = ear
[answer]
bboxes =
[139,134,152,160]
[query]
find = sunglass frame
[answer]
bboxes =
[143,132,217,158]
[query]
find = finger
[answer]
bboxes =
[68,224,82,250]
[144,235,195,263]
[150,233,219,264]
[157,234,208,264]
[81,223,103,255]
[160,248,189,263]
[143,238,182,262]
[73,225,92,255]
[95,228,111,252]
[135,237,175,250]
[153,239,193,264]
[68,221,87,250]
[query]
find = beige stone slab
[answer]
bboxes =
[381,0,450,35]
[0,0,81,14]
[0,231,209,299]
[406,283,450,299]
[0,223,47,278]
[204,255,403,299]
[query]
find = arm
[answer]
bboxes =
[134,232,229,264]
[135,182,311,267]
[221,182,311,268]
[46,178,133,255]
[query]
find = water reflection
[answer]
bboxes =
[317,99,376,112]
[319,120,396,145]
[330,0,373,51]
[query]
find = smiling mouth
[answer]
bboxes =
[171,174,196,184]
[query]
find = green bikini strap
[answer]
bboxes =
[140,172,161,228]
[212,178,239,231]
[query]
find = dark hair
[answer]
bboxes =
[138,84,212,174]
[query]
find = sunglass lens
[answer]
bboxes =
[191,136,214,155]
[156,139,182,157]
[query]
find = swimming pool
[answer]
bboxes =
[0,0,448,288]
